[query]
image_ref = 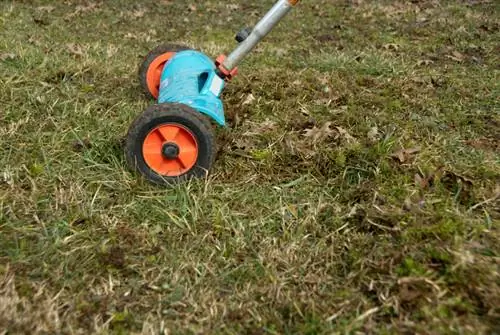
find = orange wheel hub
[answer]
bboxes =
[146,52,175,99]
[142,124,198,177]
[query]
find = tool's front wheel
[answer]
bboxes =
[125,103,216,185]
[138,44,191,100]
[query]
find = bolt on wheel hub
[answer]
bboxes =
[142,124,199,177]
[162,142,180,159]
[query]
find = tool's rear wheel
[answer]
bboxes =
[125,103,216,185]
[138,44,191,100]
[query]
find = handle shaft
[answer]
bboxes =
[221,0,298,72]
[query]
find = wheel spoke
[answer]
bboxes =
[157,126,179,142]
[142,130,163,155]
[143,151,164,171]
[175,129,196,150]
[175,130,198,169]
[177,147,197,169]
[143,140,162,155]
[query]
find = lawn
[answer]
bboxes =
[0,0,499,334]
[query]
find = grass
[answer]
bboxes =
[0,0,499,334]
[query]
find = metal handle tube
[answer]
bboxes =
[222,0,296,72]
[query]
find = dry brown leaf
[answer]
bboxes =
[336,126,358,144]
[391,147,421,164]
[37,6,55,13]
[242,94,255,106]
[414,173,427,189]
[0,53,16,61]
[367,127,379,141]
[124,32,138,39]
[255,119,276,132]
[232,137,253,150]
[299,105,310,116]
[286,137,316,158]
[303,122,335,144]
[65,2,100,19]
[107,45,118,58]
[414,165,445,190]
[465,138,499,151]
[383,43,400,51]
[440,170,474,203]
[414,173,432,190]
[417,59,434,66]
[243,119,277,136]
[273,48,288,57]
[132,9,146,18]
[66,43,84,56]
[403,196,425,211]
[446,50,465,62]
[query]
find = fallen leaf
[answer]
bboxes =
[299,105,311,116]
[442,170,473,188]
[244,119,277,135]
[274,48,288,57]
[446,50,465,62]
[231,134,255,149]
[383,43,400,51]
[390,147,421,164]
[28,36,42,46]
[464,138,499,151]
[417,59,434,66]
[303,122,335,144]
[367,126,379,142]
[440,170,474,204]
[67,43,84,56]
[72,138,92,152]
[285,135,315,158]
[403,196,425,211]
[414,173,427,189]
[107,45,118,58]
[33,16,50,26]
[414,165,445,190]
[37,6,55,13]
[65,2,100,19]
[242,93,255,106]
[336,126,358,144]
[132,9,146,18]
[282,204,298,220]
[0,53,16,61]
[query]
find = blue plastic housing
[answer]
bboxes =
[158,50,226,126]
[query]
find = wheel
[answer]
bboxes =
[125,103,216,185]
[138,44,191,100]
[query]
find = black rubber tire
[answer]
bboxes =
[138,44,191,100]
[125,103,216,186]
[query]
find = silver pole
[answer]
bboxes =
[222,0,296,72]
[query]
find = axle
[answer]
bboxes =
[218,0,299,77]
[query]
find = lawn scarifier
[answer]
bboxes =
[125,0,300,185]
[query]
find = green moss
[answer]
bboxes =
[396,257,427,277]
